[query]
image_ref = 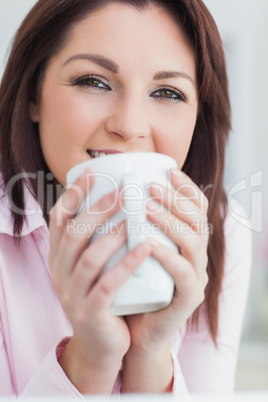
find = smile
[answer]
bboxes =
[87,149,123,158]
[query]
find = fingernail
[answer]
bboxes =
[135,241,150,257]
[83,167,92,178]
[170,169,184,178]
[147,237,159,248]
[147,199,161,212]
[77,167,91,183]
[149,183,163,196]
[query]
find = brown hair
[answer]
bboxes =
[0,0,230,343]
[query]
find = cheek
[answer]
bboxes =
[155,108,197,169]
[39,87,92,148]
[37,84,102,184]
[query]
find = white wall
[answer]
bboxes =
[203,0,268,342]
[0,0,37,77]
[202,1,268,390]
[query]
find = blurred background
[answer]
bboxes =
[203,0,268,391]
[0,0,267,392]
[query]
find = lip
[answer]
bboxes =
[87,149,123,154]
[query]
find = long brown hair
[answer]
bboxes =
[0,0,230,343]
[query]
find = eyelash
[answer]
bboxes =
[73,75,112,91]
[73,74,186,103]
[150,88,186,103]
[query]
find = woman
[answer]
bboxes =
[0,0,251,396]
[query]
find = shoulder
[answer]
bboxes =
[0,174,14,236]
[0,172,47,236]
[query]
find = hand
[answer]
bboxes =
[125,169,209,350]
[48,168,152,393]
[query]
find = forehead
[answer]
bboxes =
[53,2,196,75]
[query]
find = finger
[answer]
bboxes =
[89,241,152,311]
[52,190,122,278]
[49,168,93,252]
[149,184,207,231]
[169,169,209,215]
[147,239,208,307]
[146,200,209,273]
[68,221,127,300]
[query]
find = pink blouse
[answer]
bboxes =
[0,178,252,397]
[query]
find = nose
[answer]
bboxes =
[105,95,151,141]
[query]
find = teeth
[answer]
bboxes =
[88,150,108,158]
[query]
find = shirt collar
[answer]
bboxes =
[0,177,48,237]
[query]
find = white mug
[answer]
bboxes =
[66,152,178,315]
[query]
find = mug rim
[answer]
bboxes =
[67,152,177,184]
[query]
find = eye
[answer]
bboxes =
[73,75,111,91]
[151,88,186,103]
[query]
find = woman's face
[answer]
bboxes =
[30,2,198,185]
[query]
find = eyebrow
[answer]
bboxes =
[153,71,196,87]
[62,53,195,86]
[62,53,119,74]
